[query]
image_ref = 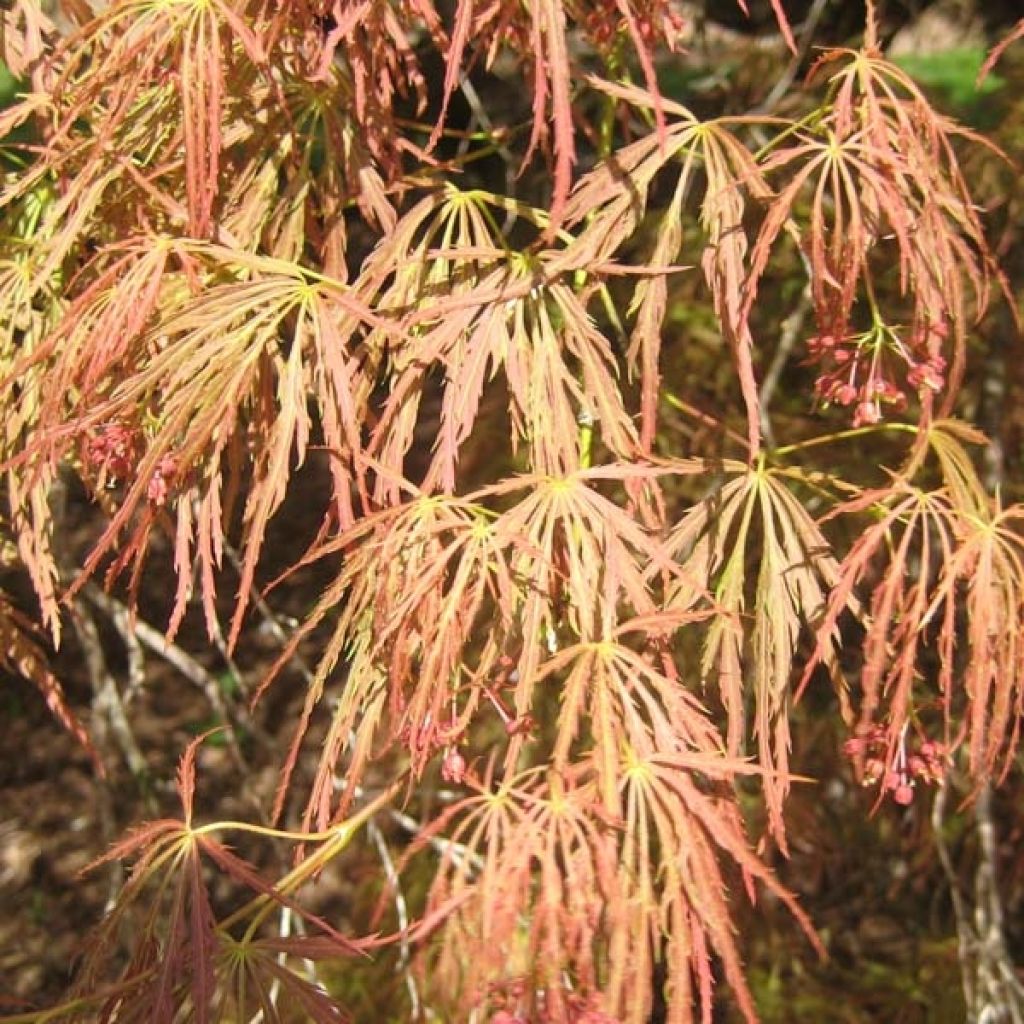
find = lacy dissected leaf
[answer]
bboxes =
[805,456,1024,787]
[0,238,193,635]
[45,0,269,239]
[0,213,66,636]
[357,185,522,498]
[612,750,820,1024]
[14,243,384,644]
[428,0,683,229]
[0,0,395,282]
[365,200,639,484]
[0,1,55,81]
[480,466,699,738]
[66,734,365,1024]
[663,461,843,845]
[927,500,1024,780]
[3,5,1021,1024]
[216,934,351,1023]
[804,485,959,754]
[921,418,992,517]
[310,0,435,122]
[263,467,692,828]
[261,492,517,828]
[224,65,396,273]
[567,85,773,454]
[9,238,191,421]
[409,750,815,1023]
[749,40,1002,424]
[534,629,718,814]
[409,768,618,1023]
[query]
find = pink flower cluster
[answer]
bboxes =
[146,454,178,506]
[84,423,138,487]
[843,725,946,805]
[83,424,179,506]
[810,318,948,427]
[441,747,466,784]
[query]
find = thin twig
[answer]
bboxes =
[368,816,420,1017]
[932,776,977,1013]
[759,284,812,449]
[79,581,255,767]
[457,74,517,234]
[222,540,315,684]
[67,597,146,908]
[753,0,831,116]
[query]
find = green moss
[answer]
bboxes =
[893,48,1004,121]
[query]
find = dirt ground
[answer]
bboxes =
[0,455,356,1009]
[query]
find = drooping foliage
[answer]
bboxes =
[1,1,1023,1022]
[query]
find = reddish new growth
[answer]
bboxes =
[844,725,947,805]
[83,422,138,488]
[579,0,684,51]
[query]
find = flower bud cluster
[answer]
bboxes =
[843,725,946,805]
[809,318,948,427]
[83,423,138,487]
[146,454,178,506]
[83,425,180,507]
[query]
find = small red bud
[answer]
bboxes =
[893,783,914,805]
[854,400,881,426]
[441,748,466,784]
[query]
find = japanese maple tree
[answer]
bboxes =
[1,1,1023,1022]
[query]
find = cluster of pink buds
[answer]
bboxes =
[83,423,138,487]
[489,978,528,1023]
[146,454,178,507]
[843,725,946,805]
[809,317,948,427]
[83,425,181,508]
[441,747,467,784]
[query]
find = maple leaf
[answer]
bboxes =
[566,82,774,456]
[748,40,1005,425]
[803,426,1024,790]
[10,241,385,646]
[662,459,843,847]
[260,492,516,828]
[60,733,372,1024]
[362,190,640,487]
[406,751,817,1023]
